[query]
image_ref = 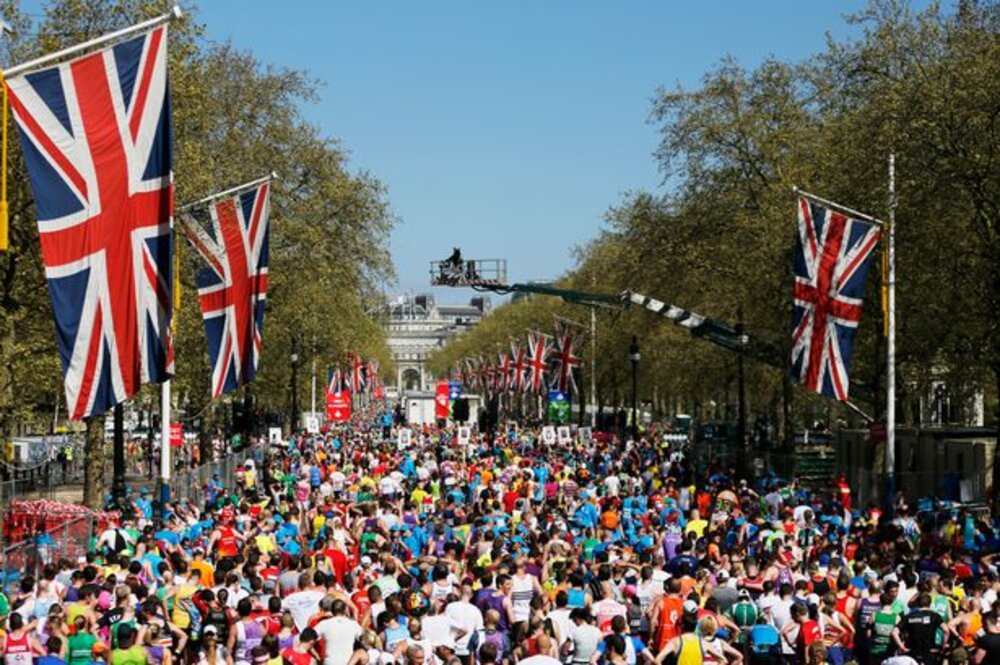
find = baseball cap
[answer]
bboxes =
[682,600,698,615]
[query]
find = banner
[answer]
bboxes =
[435,381,450,420]
[169,422,183,448]
[326,389,352,423]
[547,389,570,424]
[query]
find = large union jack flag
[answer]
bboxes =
[7,26,174,419]
[179,180,270,398]
[791,196,880,401]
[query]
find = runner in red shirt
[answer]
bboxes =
[281,627,319,665]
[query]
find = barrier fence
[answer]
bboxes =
[160,443,263,505]
[0,515,93,597]
[0,443,263,596]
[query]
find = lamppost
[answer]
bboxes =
[629,335,640,439]
[111,403,126,509]
[290,343,301,433]
[736,306,749,449]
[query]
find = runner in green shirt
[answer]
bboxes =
[67,630,97,665]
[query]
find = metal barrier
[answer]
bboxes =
[0,515,93,597]
[169,444,262,505]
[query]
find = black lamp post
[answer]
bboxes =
[629,335,640,438]
[111,403,126,509]
[290,345,301,433]
[736,309,749,448]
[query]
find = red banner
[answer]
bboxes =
[435,381,450,420]
[170,422,183,448]
[326,389,352,423]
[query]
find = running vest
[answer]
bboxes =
[3,632,32,665]
[871,610,897,655]
[217,527,239,558]
[656,596,684,650]
[234,620,265,665]
[676,633,704,665]
[511,576,534,622]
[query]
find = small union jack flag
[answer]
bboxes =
[7,25,174,419]
[498,352,512,393]
[327,367,346,394]
[510,340,526,393]
[791,196,881,401]
[524,332,551,394]
[179,180,270,398]
[548,325,583,395]
[350,354,367,394]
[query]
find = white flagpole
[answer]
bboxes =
[885,153,897,511]
[311,357,317,421]
[160,379,171,511]
[591,306,597,426]
[177,172,277,213]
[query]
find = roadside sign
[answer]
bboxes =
[169,422,183,448]
[557,426,572,444]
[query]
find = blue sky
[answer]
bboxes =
[194,1,877,300]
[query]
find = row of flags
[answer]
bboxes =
[458,322,583,396]
[325,355,382,423]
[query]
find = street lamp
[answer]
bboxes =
[290,345,301,433]
[629,335,640,438]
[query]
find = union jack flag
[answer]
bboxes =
[549,325,583,395]
[510,340,526,393]
[179,181,270,398]
[524,332,551,394]
[327,367,346,394]
[792,196,881,401]
[496,353,511,393]
[350,354,366,393]
[6,25,174,419]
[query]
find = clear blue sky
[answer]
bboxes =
[194,1,877,300]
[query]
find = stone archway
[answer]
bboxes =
[402,368,421,392]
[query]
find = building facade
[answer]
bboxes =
[381,294,490,393]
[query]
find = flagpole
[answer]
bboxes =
[793,187,886,226]
[160,378,170,514]
[885,153,897,513]
[4,6,182,78]
[177,172,277,212]
[590,306,597,427]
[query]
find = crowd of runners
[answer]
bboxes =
[1,408,999,665]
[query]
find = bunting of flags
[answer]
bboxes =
[455,325,584,398]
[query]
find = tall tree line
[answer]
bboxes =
[429,0,1000,440]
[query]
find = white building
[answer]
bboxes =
[380,294,490,393]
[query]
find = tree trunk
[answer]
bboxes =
[83,415,105,509]
[993,365,1000,503]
